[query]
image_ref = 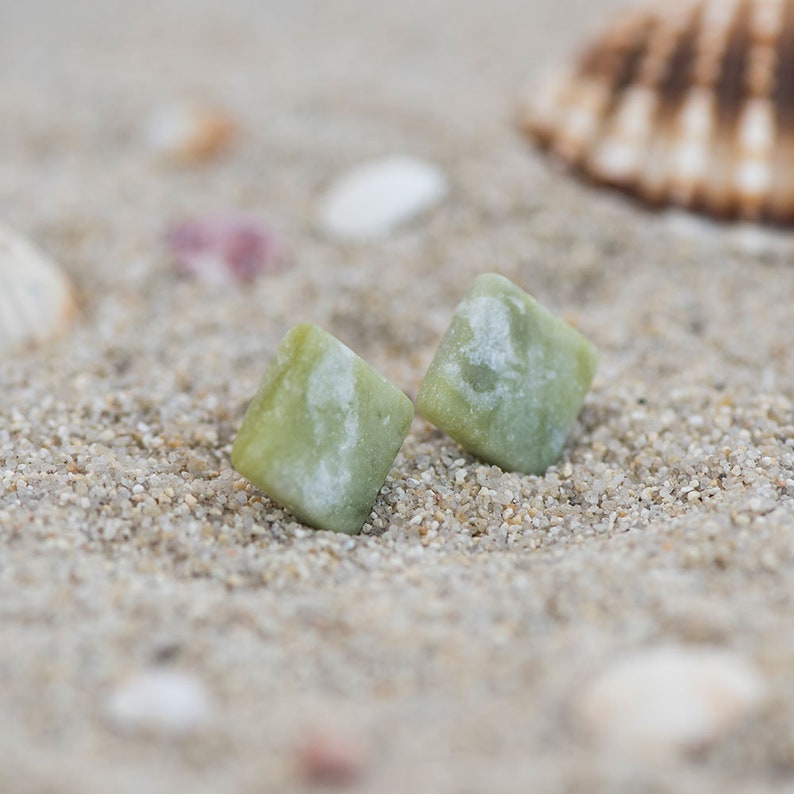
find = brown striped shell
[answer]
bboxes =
[519,0,794,225]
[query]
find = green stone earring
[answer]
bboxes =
[416,273,597,476]
[231,324,414,535]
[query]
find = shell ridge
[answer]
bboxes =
[769,0,794,220]
[637,1,706,203]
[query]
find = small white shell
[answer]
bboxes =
[104,669,213,737]
[520,0,794,224]
[0,223,78,354]
[317,156,447,241]
[576,645,766,756]
[144,103,236,164]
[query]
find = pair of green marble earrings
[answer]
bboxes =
[231,273,598,535]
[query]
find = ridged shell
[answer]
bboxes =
[520,0,794,224]
[0,223,78,354]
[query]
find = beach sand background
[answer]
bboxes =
[2,0,794,791]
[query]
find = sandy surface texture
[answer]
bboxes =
[2,0,794,791]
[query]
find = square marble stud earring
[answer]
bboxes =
[416,273,597,475]
[231,324,414,534]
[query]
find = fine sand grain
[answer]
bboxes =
[2,1,794,792]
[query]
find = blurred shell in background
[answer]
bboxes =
[144,103,236,165]
[317,156,448,241]
[104,669,214,737]
[0,223,78,355]
[520,0,794,225]
[576,645,766,756]
[166,213,285,286]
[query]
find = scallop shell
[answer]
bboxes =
[0,223,78,354]
[520,0,794,224]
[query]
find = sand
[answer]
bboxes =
[2,0,794,791]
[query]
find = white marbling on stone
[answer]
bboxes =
[302,344,358,514]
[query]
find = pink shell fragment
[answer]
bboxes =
[296,729,367,787]
[166,214,285,285]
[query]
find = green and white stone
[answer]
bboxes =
[417,273,598,475]
[231,324,414,534]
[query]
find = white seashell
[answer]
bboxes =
[317,156,447,241]
[576,645,766,756]
[144,103,236,164]
[520,0,794,224]
[104,669,213,737]
[0,223,77,354]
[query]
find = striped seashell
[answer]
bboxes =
[0,223,78,354]
[519,0,794,224]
